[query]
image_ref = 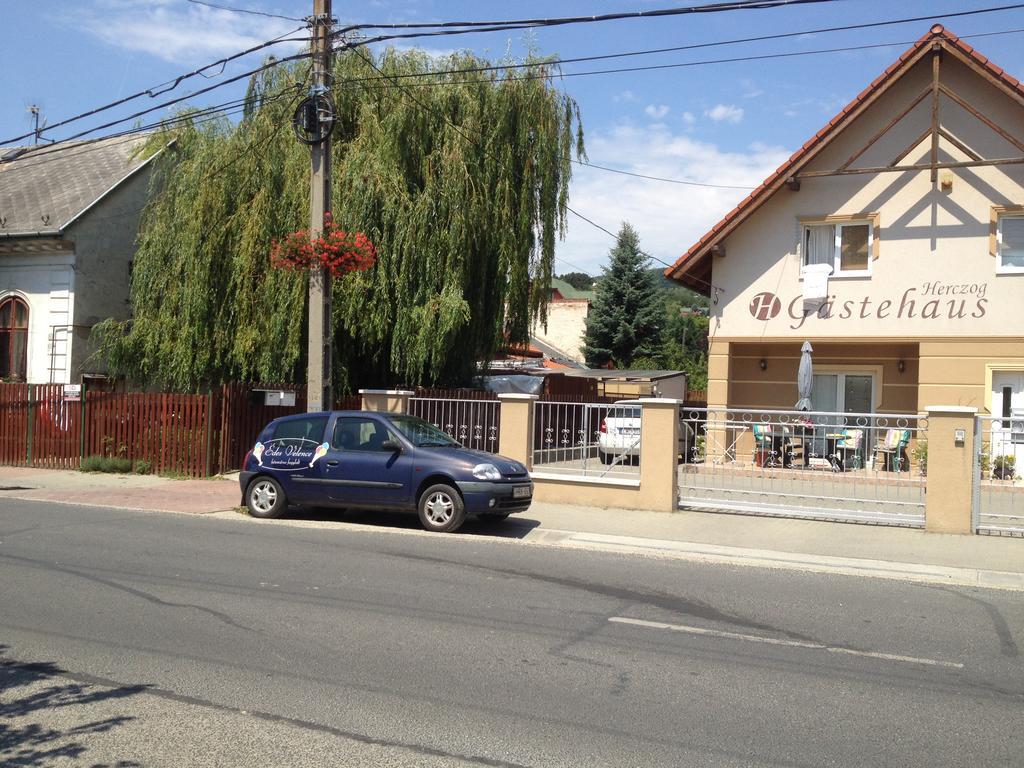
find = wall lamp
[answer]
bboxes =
[897,359,906,373]
[759,359,768,371]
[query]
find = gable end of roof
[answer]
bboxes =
[665,25,1024,293]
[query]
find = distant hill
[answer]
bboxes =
[648,268,709,308]
[573,267,709,309]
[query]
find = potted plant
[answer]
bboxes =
[270,213,376,278]
[993,454,1017,480]
[693,434,706,463]
[911,438,927,477]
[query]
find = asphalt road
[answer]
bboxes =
[1,499,1022,767]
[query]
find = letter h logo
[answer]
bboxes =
[749,292,781,321]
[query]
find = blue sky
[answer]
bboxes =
[4,0,1024,274]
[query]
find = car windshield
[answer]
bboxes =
[387,415,461,447]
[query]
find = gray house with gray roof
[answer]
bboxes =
[0,135,156,383]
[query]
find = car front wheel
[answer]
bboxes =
[417,484,466,533]
[246,476,287,519]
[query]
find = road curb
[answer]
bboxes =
[3,494,1021,591]
[552,531,1024,591]
[0,492,235,516]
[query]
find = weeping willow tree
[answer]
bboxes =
[94,47,584,391]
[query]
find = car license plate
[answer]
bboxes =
[513,485,531,499]
[622,428,640,436]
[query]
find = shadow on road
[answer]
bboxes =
[281,507,543,539]
[0,645,146,767]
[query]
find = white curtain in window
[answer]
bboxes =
[804,224,835,267]
[1002,216,1024,268]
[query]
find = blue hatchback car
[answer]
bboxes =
[239,410,533,532]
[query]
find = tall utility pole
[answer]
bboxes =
[307,0,333,412]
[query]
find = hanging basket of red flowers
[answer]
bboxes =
[270,213,376,278]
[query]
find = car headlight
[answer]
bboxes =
[472,463,502,481]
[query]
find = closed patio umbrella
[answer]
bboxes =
[795,341,814,411]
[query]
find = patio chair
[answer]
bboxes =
[834,428,863,471]
[872,428,910,472]
[753,424,789,468]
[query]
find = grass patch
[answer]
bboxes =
[80,455,134,474]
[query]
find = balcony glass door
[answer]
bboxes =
[992,372,1024,470]
[810,373,874,464]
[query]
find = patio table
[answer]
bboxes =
[825,433,846,471]
[789,425,815,469]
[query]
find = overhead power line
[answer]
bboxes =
[12,20,1024,184]
[16,52,309,150]
[333,0,840,35]
[333,27,1024,94]
[575,161,757,190]
[185,0,305,22]
[2,0,831,147]
[555,256,596,276]
[332,4,1024,83]
[0,84,305,171]
[343,45,715,290]
[9,0,1022,150]
[562,204,682,275]
[0,26,307,147]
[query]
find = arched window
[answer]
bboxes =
[0,297,29,381]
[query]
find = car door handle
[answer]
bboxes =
[326,460,340,466]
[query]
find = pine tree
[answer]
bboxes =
[582,223,663,368]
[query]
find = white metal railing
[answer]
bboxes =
[678,407,927,526]
[407,398,500,453]
[532,401,641,480]
[975,414,1024,536]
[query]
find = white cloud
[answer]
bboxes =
[613,90,637,103]
[67,0,302,64]
[644,104,670,120]
[739,78,764,99]
[705,104,745,124]
[387,43,459,59]
[681,111,696,126]
[556,123,790,276]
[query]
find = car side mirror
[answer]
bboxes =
[381,439,403,453]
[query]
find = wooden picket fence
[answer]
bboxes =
[85,391,211,477]
[0,382,369,478]
[0,383,30,466]
[29,384,84,470]
[0,381,620,477]
[685,389,708,406]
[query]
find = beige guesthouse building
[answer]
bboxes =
[667,26,1024,432]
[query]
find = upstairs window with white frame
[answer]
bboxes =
[996,213,1024,273]
[802,220,873,277]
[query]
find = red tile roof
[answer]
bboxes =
[664,25,1024,293]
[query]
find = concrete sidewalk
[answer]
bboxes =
[1,466,1021,589]
[0,466,239,515]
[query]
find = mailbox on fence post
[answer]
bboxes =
[251,389,297,407]
[924,405,977,534]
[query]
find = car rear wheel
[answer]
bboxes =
[417,484,466,533]
[246,476,287,519]
[599,450,613,465]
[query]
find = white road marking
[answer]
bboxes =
[608,616,964,669]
